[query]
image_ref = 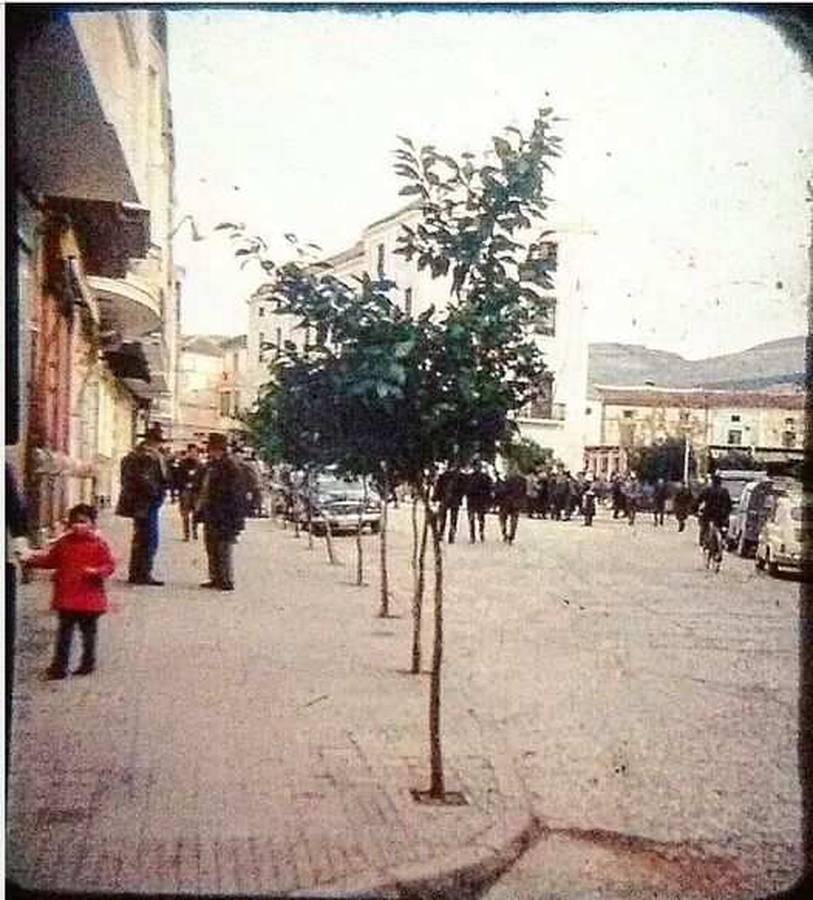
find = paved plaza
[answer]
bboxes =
[7,503,803,898]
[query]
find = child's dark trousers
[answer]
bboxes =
[52,611,101,675]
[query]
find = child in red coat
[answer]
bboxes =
[24,504,116,680]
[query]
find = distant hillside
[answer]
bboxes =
[588,336,807,395]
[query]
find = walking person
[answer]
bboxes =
[21,504,115,679]
[652,478,668,527]
[197,433,246,591]
[496,470,527,544]
[624,474,641,526]
[116,423,168,585]
[673,481,694,532]
[582,479,597,526]
[433,466,465,543]
[177,444,203,541]
[537,470,550,519]
[526,471,540,519]
[465,462,494,543]
[611,476,625,520]
[550,472,567,521]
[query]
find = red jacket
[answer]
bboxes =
[26,529,116,613]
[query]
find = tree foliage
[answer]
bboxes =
[628,437,696,483]
[500,437,556,475]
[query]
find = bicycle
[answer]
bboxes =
[701,521,724,573]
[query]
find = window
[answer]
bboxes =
[785,417,796,426]
[679,410,690,424]
[730,414,740,423]
[528,373,554,419]
[404,287,413,317]
[728,429,742,446]
[783,431,797,449]
[623,410,635,419]
[377,243,385,278]
[585,407,592,416]
[258,332,265,362]
[219,392,230,417]
[258,305,265,318]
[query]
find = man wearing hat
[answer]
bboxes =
[195,433,246,591]
[116,423,169,585]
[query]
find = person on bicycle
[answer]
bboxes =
[696,474,732,548]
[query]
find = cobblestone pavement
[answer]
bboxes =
[7,503,802,898]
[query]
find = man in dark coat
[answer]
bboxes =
[433,466,466,543]
[496,471,527,544]
[196,433,245,591]
[611,476,625,519]
[116,424,168,585]
[673,482,694,532]
[177,444,203,541]
[652,478,668,527]
[464,462,494,543]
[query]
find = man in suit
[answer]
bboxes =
[196,433,246,591]
[116,424,168,585]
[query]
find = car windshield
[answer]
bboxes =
[317,477,377,498]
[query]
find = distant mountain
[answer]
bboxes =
[588,336,807,395]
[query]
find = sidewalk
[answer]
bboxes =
[7,508,536,897]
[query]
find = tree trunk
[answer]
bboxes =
[411,495,429,674]
[378,467,390,617]
[323,517,337,565]
[427,501,445,799]
[305,471,314,551]
[355,476,367,586]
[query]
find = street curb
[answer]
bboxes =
[291,811,544,899]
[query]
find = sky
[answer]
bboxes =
[168,6,812,359]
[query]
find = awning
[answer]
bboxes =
[49,197,150,279]
[11,12,141,205]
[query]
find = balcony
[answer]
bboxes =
[89,271,162,337]
[517,402,567,425]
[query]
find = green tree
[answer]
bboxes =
[629,437,696,483]
[501,436,555,475]
[224,107,561,801]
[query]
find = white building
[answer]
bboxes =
[247,203,593,471]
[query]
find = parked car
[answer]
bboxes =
[727,478,777,557]
[716,468,767,508]
[755,492,812,576]
[297,474,382,535]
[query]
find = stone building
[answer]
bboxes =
[174,335,250,447]
[9,8,180,533]
[246,203,594,471]
[584,385,806,479]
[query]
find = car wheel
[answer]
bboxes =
[755,548,766,571]
[738,535,752,558]
[369,521,381,535]
[767,550,780,577]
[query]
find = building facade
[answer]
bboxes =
[174,335,250,447]
[584,385,806,479]
[9,8,179,535]
[246,204,594,471]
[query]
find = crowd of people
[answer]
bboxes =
[10,435,732,683]
[427,464,728,548]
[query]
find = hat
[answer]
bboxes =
[143,423,164,442]
[207,432,228,449]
